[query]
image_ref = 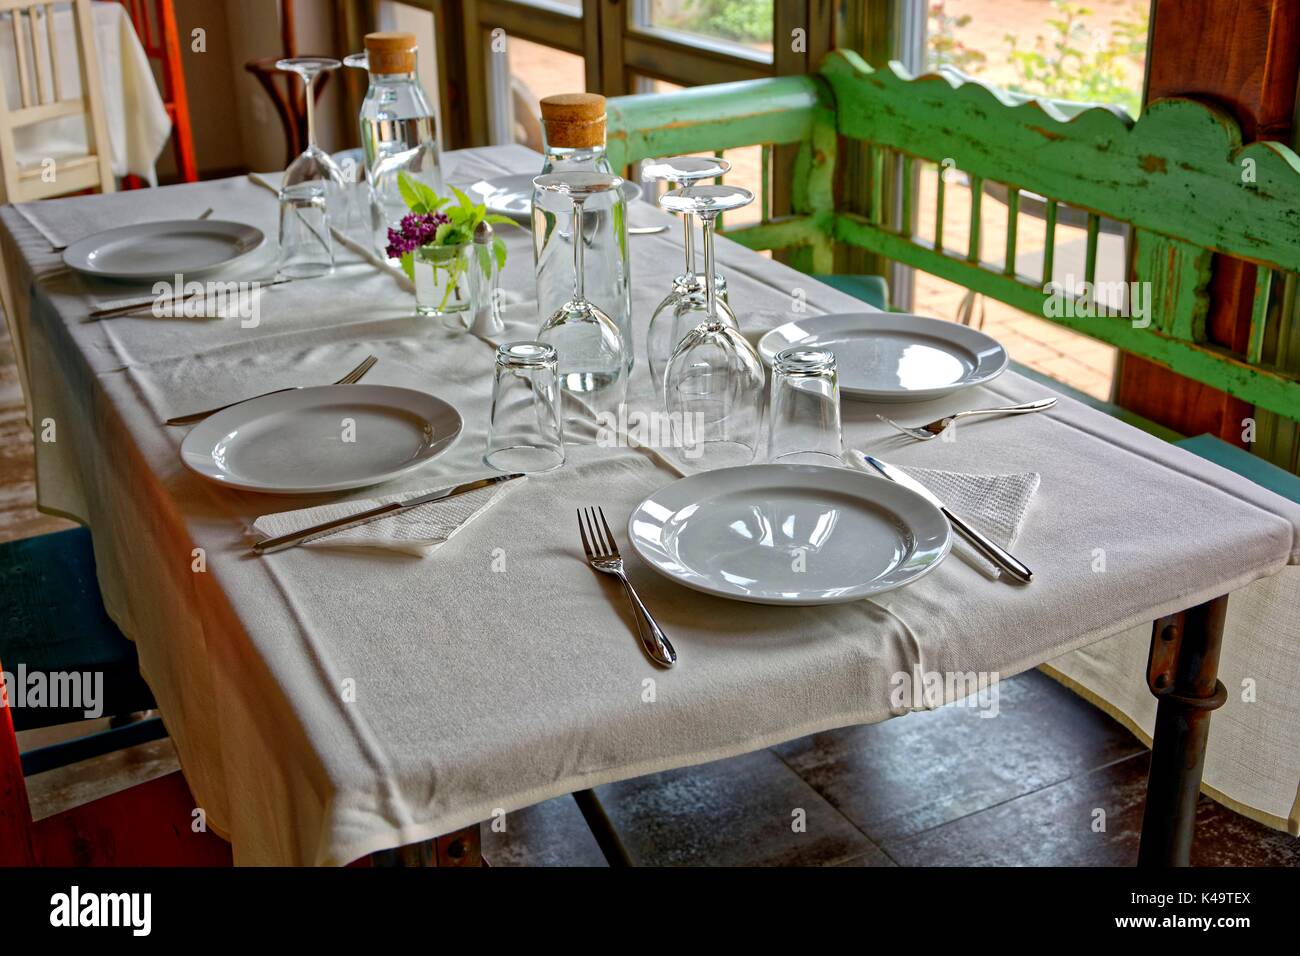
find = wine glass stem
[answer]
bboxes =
[701,212,718,323]
[682,212,695,279]
[303,71,318,148]
[572,199,586,301]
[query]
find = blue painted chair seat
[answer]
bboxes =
[0,527,156,733]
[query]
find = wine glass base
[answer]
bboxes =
[673,439,758,470]
[278,261,334,279]
[484,445,565,474]
[769,450,846,467]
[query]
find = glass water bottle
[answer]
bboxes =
[531,93,633,369]
[358,31,445,259]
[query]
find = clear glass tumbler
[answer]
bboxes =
[485,342,565,474]
[767,347,843,466]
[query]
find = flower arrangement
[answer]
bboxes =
[386,172,513,315]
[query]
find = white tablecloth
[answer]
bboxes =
[2,144,1298,864]
[1,1,171,183]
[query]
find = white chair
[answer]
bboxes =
[0,1,114,419]
[0,0,114,202]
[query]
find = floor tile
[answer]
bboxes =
[884,752,1150,866]
[481,795,610,867]
[772,669,1145,843]
[593,749,880,866]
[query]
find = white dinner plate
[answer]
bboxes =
[469,174,642,222]
[628,464,952,605]
[758,312,1009,402]
[63,220,266,281]
[180,385,462,494]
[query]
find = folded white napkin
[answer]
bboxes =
[251,477,523,556]
[849,453,1040,551]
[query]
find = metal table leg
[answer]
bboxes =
[369,823,484,867]
[572,788,633,866]
[1138,594,1229,867]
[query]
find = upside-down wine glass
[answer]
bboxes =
[660,185,764,468]
[534,172,628,440]
[641,156,739,392]
[275,57,346,278]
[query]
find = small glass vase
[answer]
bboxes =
[414,242,475,319]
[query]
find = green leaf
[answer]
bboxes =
[434,222,453,245]
[450,184,475,212]
[492,236,507,272]
[397,172,423,212]
[484,214,520,228]
[399,251,414,282]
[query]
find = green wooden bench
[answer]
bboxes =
[606,51,1300,472]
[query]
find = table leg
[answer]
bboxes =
[1138,594,1229,867]
[572,789,633,866]
[369,823,483,867]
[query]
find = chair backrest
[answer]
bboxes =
[0,0,115,202]
[605,51,1300,426]
[0,652,36,865]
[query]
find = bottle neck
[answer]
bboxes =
[368,70,417,85]
[542,143,609,170]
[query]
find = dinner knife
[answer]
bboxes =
[251,473,524,555]
[859,454,1033,583]
[89,276,294,320]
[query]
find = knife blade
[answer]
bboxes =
[860,454,1033,583]
[252,473,525,555]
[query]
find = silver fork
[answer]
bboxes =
[165,355,378,426]
[878,397,1056,441]
[578,506,676,668]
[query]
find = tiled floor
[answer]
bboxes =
[3,312,1295,867]
[483,669,1300,867]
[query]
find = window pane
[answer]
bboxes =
[507,37,587,150]
[927,0,1148,115]
[641,0,774,57]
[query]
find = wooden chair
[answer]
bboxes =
[604,52,1300,465]
[243,0,331,167]
[116,0,196,183]
[1,648,231,866]
[0,0,115,202]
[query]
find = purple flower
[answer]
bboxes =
[385,211,450,259]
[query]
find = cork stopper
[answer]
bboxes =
[364,32,417,74]
[540,93,607,149]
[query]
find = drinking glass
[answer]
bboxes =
[485,342,565,473]
[767,347,843,465]
[276,57,344,277]
[534,172,628,441]
[642,156,738,391]
[661,185,765,468]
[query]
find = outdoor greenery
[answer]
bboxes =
[929,0,1148,116]
[674,0,772,45]
[1003,1,1147,115]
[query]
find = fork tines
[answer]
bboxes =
[577,505,619,561]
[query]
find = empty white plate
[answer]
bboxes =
[64,220,266,281]
[180,385,462,494]
[628,464,951,605]
[469,174,642,222]
[758,312,1008,402]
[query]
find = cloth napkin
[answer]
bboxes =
[250,477,523,557]
[848,453,1041,556]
